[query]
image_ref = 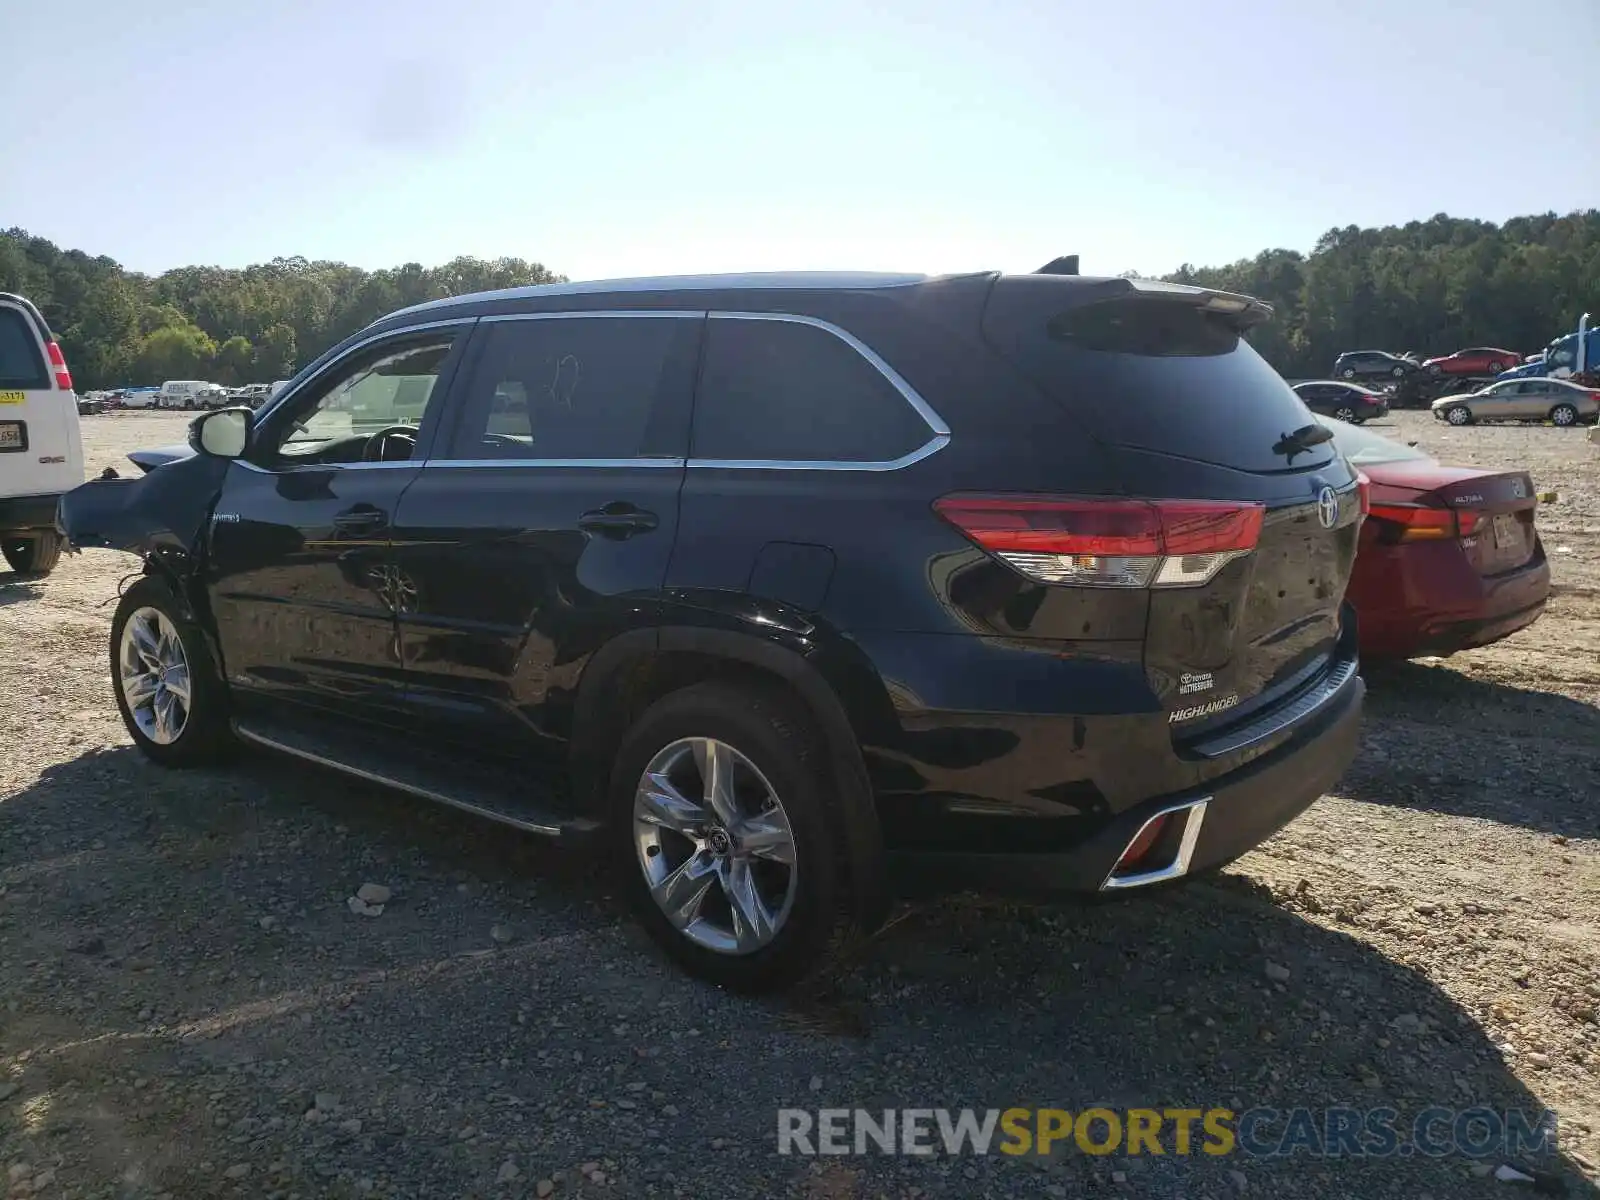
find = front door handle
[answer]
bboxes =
[578,503,659,539]
[333,506,387,533]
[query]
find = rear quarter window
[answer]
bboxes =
[0,308,48,389]
[691,317,935,464]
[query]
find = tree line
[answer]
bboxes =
[3,210,1596,390]
[0,229,562,390]
[1155,210,1599,377]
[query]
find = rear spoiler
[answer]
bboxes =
[1024,272,1274,330]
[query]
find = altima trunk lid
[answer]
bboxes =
[979,275,1362,728]
[1367,462,1539,576]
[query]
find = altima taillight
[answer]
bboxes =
[1368,503,1479,542]
[933,495,1265,588]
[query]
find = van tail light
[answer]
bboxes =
[933,495,1265,588]
[1368,502,1478,542]
[46,341,73,391]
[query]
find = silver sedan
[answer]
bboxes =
[1432,377,1600,427]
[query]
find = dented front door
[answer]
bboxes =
[204,461,416,725]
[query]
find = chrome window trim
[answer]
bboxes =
[687,311,951,473]
[422,457,683,470]
[235,458,419,474]
[478,310,704,323]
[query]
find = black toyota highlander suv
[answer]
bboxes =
[60,268,1367,991]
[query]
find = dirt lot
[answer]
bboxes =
[2,409,1596,1200]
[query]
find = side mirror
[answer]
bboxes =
[189,407,253,459]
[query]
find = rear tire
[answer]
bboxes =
[1340,368,1357,379]
[1333,405,1358,423]
[110,576,234,766]
[609,681,849,993]
[1391,365,1406,378]
[1487,360,1504,374]
[1446,406,1472,426]
[1550,404,1578,427]
[2,532,63,576]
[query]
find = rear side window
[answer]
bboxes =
[0,308,48,390]
[691,317,934,463]
[982,282,1332,474]
[442,316,701,460]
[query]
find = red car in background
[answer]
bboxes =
[1422,347,1522,377]
[1321,419,1550,658]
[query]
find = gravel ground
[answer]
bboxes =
[1,409,1596,1200]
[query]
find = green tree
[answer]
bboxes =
[214,335,255,385]
[136,323,216,383]
[253,323,297,380]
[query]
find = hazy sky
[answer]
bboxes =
[6,0,1597,280]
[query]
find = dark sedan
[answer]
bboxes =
[1292,381,1389,424]
[1332,350,1419,381]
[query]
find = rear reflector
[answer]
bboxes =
[1368,502,1478,542]
[46,341,72,391]
[934,495,1264,588]
[1355,471,1371,517]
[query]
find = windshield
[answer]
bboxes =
[1316,416,1433,467]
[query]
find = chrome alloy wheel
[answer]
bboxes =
[118,606,192,745]
[632,737,798,955]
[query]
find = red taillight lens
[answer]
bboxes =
[934,495,1265,588]
[1368,503,1478,542]
[46,341,73,391]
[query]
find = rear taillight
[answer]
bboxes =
[933,495,1264,588]
[46,341,72,391]
[1368,503,1479,542]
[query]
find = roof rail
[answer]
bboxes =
[1036,255,1079,276]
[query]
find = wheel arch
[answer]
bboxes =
[568,624,891,929]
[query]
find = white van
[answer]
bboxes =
[156,380,217,409]
[0,292,83,575]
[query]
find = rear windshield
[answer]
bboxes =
[982,282,1332,473]
[1317,416,1432,467]
[0,307,48,390]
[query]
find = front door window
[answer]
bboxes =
[265,338,454,466]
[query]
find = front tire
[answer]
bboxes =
[110,576,234,766]
[1550,404,1578,427]
[1391,365,1406,378]
[610,682,849,992]
[3,532,63,575]
[1333,405,1358,423]
[1446,406,1472,426]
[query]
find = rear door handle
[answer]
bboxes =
[333,506,387,533]
[578,504,659,539]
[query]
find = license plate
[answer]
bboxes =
[0,422,22,449]
[1492,513,1521,548]
[0,391,24,405]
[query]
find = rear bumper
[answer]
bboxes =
[885,663,1364,896]
[1352,541,1551,659]
[0,493,62,535]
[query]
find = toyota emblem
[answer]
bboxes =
[1316,486,1339,529]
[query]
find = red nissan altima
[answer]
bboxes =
[1320,418,1551,659]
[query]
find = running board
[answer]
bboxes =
[232,715,599,843]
